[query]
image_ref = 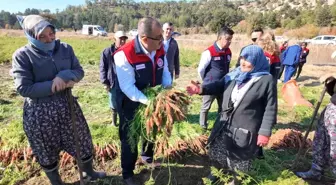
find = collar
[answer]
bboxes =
[164,37,172,43]
[136,36,150,55]
[215,42,223,50]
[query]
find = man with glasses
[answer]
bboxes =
[163,22,180,80]
[197,26,234,131]
[113,17,172,185]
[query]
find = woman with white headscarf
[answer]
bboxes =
[11,15,106,185]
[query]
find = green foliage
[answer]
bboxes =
[179,48,201,68]
[246,12,264,33]
[0,36,200,67]
[0,0,336,34]
[315,5,332,27]
[0,165,28,185]
[264,12,281,29]
[209,9,244,32]
[0,36,110,64]
[0,121,27,150]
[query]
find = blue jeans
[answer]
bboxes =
[108,87,117,109]
[284,65,296,83]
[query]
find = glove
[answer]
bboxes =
[257,135,270,147]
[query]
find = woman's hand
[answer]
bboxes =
[186,80,201,96]
[257,135,270,147]
[52,77,67,93]
[66,81,76,88]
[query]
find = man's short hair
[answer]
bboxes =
[301,42,308,46]
[217,26,234,40]
[138,17,161,37]
[163,22,173,28]
[252,28,264,34]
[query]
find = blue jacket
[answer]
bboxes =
[281,45,302,66]
[99,44,117,88]
[11,40,84,99]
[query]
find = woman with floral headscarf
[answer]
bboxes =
[186,45,277,184]
[11,15,106,185]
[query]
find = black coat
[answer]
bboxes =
[201,75,277,160]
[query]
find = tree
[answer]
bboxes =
[178,15,191,27]
[316,5,332,26]
[265,12,280,29]
[209,9,243,32]
[246,12,264,33]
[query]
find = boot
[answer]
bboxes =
[111,108,118,126]
[199,111,208,130]
[124,176,140,185]
[295,163,323,180]
[82,157,106,181]
[43,166,63,185]
[206,173,219,184]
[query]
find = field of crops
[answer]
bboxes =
[0,34,336,185]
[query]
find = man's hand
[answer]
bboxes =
[175,74,179,79]
[52,77,67,93]
[186,80,201,96]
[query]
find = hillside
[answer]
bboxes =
[239,0,335,12]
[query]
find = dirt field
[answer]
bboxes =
[2,28,336,185]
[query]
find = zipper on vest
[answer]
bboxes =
[152,58,156,86]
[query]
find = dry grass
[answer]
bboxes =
[1,29,336,65]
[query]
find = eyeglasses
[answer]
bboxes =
[144,35,163,41]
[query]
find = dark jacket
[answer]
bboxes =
[300,48,309,63]
[166,38,180,76]
[201,75,277,160]
[203,43,231,85]
[12,40,84,99]
[281,45,302,66]
[99,44,117,88]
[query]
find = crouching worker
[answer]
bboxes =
[296,76,336,182]
[186,45,277,184]
[11,15,106,185]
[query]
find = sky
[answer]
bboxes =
[0,0,86,13]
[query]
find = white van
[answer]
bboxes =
[82,25,108,36]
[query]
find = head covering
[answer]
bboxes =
[225,45,270,85]
[325,76,336,96]
[17,15,56,53]
[114,31,128,39]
